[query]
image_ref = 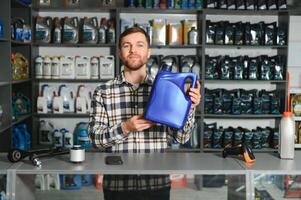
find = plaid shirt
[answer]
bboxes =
[88,71,195,191]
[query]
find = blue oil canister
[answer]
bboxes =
[145,65,197,129]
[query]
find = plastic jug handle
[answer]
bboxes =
[185,74,197,89]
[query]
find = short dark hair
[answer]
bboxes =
[119,26,150,49]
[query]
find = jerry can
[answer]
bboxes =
[145,65,197,129]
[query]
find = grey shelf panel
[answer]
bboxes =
[11,0,31,8]
[205,80,287,84]
[204,114,282,119]
[35,113,90,118]
[0,82,10,87]
[11,40,31,46]
[0,154,14,174]
[0,38,9,42]
[0,124,11,133]
[33,7,115,12]
[151,44,202,48]
[205,44,288,49]
[15,152,245,175]
[119,8,200,14]
[12,114,32,126]
[35,78,107,83]
[166,148,200,152]
[203,9,288,15]
[12,78,32,85]
[33,43,116,47]
[203,148,277,153]
[236,151,301,173]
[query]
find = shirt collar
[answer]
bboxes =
[117,69,153,86]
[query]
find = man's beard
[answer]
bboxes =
[123,57,146,71]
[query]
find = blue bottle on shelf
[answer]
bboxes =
[144,64,197,129]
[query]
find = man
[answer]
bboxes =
[89,27,201,200]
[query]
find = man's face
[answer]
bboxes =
[119,32,151,71]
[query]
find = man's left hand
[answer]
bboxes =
[188,81,201,112]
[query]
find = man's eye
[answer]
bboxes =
[137,44,144,47]
[123,45,129,48]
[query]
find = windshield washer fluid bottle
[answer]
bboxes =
[99,55,114,79]
[35,56,44,79]
[60,56,75,79]
[51,56,61,79]
[75,56,90,79]
[90,56,99,79]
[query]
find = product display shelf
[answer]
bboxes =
[200,10,289,153]
[33,7,116,13]
[205,79,287,83]
[12,78,32,85]
[11,40,32,46]
[12,114,32,126]
[203,148,277,153]
[151,44,203,48]
[35,78,109,83]
[205,44,288,49]
[118,7,200,14]
[204,114,282,119]
[203,9,288,16]
[32,43,116,47]
[34,113,90,118]
[0,38,9,42]
[0,82,10,87]
[11,0,31,8]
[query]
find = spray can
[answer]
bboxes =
[279,112,295,159]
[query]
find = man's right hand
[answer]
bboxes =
[121,114,154,135]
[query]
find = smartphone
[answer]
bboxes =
[105,156,123,165]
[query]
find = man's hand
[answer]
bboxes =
[121,114,154,135]
[188,81,201,112]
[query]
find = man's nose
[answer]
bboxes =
[129,45,136,53]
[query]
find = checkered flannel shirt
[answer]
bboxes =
[88,71,195,191]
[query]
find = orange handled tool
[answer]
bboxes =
[222,144,256,164]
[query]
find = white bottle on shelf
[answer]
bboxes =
[90,56,99,79]
[51,56,61,79]
[43,55,52,79]
[60,56,75,79]
[279,111,295,159]
[35,56,44,79]
[75,56,91,79]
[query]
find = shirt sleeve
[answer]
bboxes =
[88,86,128,149]
[168,108,195,144]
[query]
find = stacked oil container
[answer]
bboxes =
[146,55,201,80]
[34,55,115,80]
[203,123,279,150]
[205,55,285,80]
[206,20,287,46]
[125,0,203,9]
[121,19,198,45]
[204,0,287,10]
[204,88,281,115]
[34,16,115,44]
[11,18,31,43]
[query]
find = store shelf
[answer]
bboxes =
[12,78,32,85]
[0,82,10,87]
[295,144,301,149]
[203,9,288,15]
[291,87,301,94]
[35,78,107,83]
[119,8,199,14]
[11,0,31,8]
[35,113,90,118]
[11,40,31,46]
[204,114,282,119]
[12,114,32,126]
[151,44,202,48]
[166,148,200,152]
[294,116,301,121]
[0,38,9,42]
[203,148,277,153]
[33,43,115,47]
[205,80,287,84]
[205,44,287,49]
[0,123,11,133]
[33,7,116,12]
